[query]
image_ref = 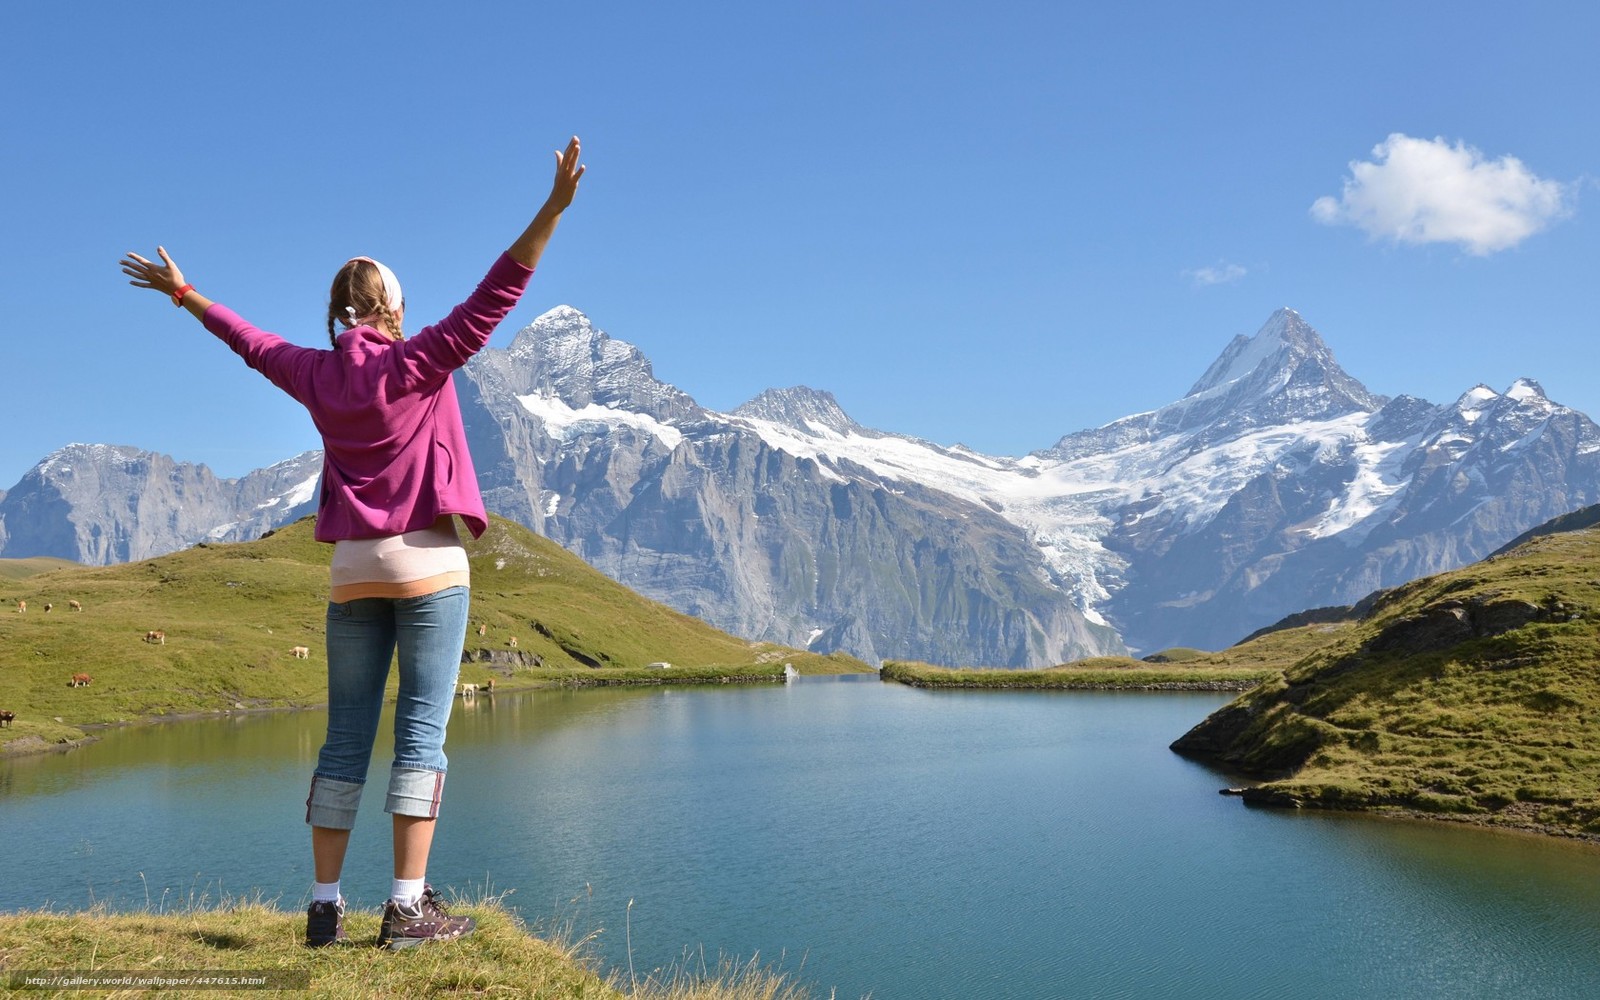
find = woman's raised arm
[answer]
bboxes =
[507,135,585,270]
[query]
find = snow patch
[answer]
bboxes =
[722,407,1379,625]
[1302,434,1416,541]
[518,393,683,450]
[256,473,319,510]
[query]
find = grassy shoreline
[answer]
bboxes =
[0,896,815,1000]
[879,659,1276,691]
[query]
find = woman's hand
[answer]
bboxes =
[509,135,585,269]
[545,136,585,213]
[120,246,187,298]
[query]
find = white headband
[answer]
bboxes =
[342,256,404,328]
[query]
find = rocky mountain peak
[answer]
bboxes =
[1185,308,1384,424]
[1506,377,1549,403]
[492,307,699,421]
[732,386,861,435]
[507,305,614,371]
[1452,378,1554,417]
[1044,309,1384,460]
[1185,308,1366,402]
[31,444,165,494]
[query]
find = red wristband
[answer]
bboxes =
[172,284,195,307]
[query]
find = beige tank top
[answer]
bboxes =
[328,517,470,602]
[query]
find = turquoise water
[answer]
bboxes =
[5,678,1600,999]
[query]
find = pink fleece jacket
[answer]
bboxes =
[202,252,534,543]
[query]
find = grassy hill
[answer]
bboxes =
[0,555,80,583]
[1171,527,1600,839]
[0,515,867,756]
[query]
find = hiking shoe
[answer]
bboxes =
[305,898,349,947]
[376,884,475,950]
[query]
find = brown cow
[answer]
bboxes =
[144,630,166,645]
[508,636,518,648]
[0,710,14,727]
[477,623,487,636]
[69,600,82,611]
[15,600,24,613]
[484,678,496,693]
[69,673,92,687]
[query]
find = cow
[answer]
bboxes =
[69,673,92,687]
[459,683,478,698]
[69,600,82,611]
[484,678,496,693]
[144,630,166,645]
[291,646,310,659]
[43,603,53,613]
[507,636,518,648]
[0,710,14,728]
[15,600,24,613]
[477,623,487,636]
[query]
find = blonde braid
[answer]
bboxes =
[375,303,402,341]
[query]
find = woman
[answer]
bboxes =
[119,137,584,949]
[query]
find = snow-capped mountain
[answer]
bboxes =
[451,305,1600,659]
[0,446,321,564]
[6,306,1598,665]
[451,307,1123,666]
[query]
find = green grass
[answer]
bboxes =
[879,611,1352,692]
[0,893,815,1000]
[0,556,81,583]
[881,659,1274,690]
[0,516,869,756]
[1170,527,1600,839]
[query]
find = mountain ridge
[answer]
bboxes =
[4,307,1596,666]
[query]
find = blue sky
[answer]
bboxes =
[4,1,1598,489]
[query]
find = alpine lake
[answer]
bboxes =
[5,676,1600,999]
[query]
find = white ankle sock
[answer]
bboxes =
[391,876,426,908]
[312,880,341,904]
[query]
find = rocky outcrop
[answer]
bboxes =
[1364,597,1549,657]
[461,649,543,670]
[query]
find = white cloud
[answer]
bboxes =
[1311,133,1572,255]
[1185,262,1248,287]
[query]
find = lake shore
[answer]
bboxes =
[0,663,812,760]
[0,897,815,1000]
[878,659,1276,691]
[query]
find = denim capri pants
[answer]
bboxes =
[304,585,469,830]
